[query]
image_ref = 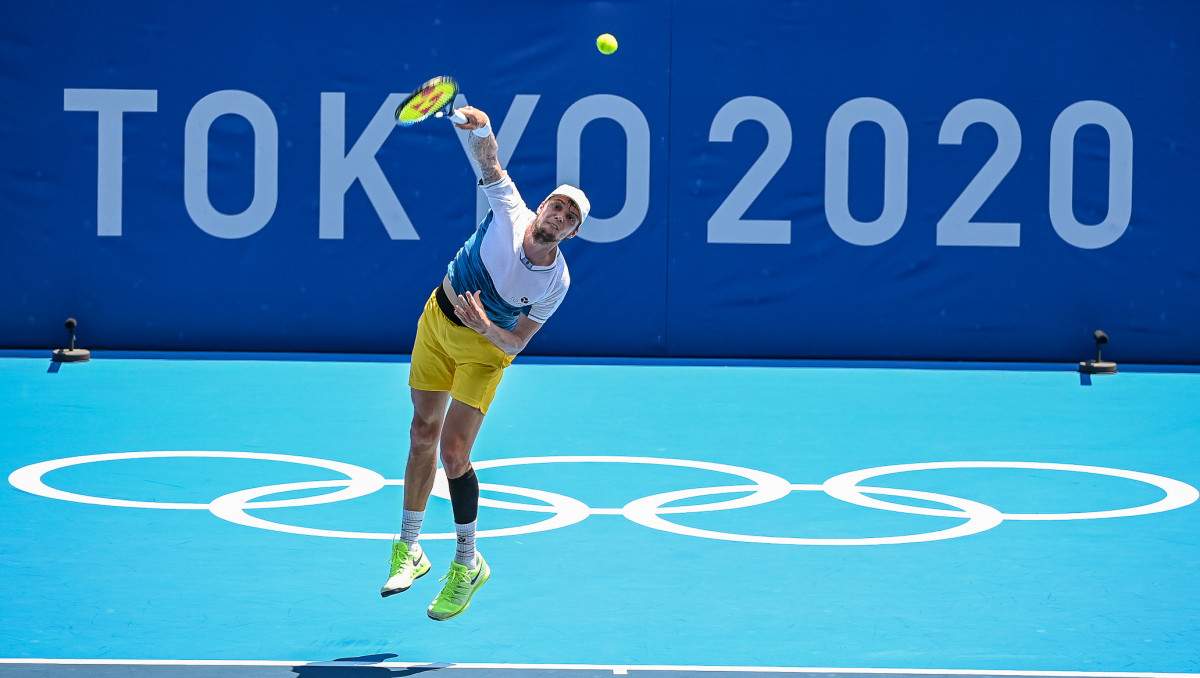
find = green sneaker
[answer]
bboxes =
[380,541,430,598]
[426,552,490,621]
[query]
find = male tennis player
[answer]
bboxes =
[381,105,589,621]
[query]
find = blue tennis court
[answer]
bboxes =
[2,352,1197,676]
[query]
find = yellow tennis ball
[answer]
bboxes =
[596,33,618,55]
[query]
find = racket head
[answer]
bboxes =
[395,76,459,126]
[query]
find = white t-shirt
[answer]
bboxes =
[446,174,571,330]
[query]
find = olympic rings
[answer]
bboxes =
[6,451,385,510]
[622,484,1005,546]
[208,479,591,540]
[822,461,1200,521]
[7,452,1198,545]
[467,456,794,515]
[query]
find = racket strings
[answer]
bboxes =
[395,77,459,126]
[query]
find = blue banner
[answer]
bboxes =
[2,1,1197,362]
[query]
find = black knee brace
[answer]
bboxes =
[446,466,479,525]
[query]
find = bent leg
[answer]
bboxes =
[441,398,487,567]
[439,398,486,479]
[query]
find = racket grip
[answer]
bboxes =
[447,109,467,124]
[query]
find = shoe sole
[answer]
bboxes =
[380,559,431,598]
[427,564,490,621]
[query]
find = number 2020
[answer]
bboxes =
[707,97,1133,250]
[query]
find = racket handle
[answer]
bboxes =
[447,109,467,124]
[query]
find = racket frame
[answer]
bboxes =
[394,76,463,127]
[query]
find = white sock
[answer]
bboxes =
[454,521,477,569]
[401,510,424,550]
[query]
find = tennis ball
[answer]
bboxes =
[596,33,618,55]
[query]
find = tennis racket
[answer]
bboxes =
[394,76,468,126]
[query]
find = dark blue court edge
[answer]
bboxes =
[3,349,1198,374]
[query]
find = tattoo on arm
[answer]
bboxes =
[470,133,503,184]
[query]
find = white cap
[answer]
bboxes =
[547,184,590,225]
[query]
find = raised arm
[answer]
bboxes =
[454,105,503,184]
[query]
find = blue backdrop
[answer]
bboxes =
[3,1,1198,362]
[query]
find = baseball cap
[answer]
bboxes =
[547,184,590,225]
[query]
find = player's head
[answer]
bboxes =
[533,184,589,245]
[546,184,589,226]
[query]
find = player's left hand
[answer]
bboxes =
[454,290,492,334]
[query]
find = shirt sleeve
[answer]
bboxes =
[480,173,526,215]
[527,267,570,324]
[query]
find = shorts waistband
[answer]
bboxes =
[435,278,466,327]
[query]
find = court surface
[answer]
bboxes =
[1,352,1198,677]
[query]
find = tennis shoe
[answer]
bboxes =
[380,541,430,597]
[427,552,490,621]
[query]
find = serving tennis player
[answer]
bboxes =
[381,104,590,621]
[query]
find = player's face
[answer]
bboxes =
[532,196,582,245]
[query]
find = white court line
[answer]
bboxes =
[0,659,1196,677]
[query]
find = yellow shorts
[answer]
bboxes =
[408,289,514,414]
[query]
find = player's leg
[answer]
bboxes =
[384,292,453,598]
[427,398,491,620]
[439,335,510,569]
[426,341,509,621]
[405,387,452,511]
[382,387,448,598]
[440,398,486,565]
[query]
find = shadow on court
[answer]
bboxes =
[293,655,428,676]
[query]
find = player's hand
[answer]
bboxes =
[453,105,490,132]
[453,290,492,333]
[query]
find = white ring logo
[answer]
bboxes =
[8,452,1198,546]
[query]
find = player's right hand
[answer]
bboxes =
[454,105,490,132]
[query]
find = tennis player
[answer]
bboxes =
[381,104,590,621]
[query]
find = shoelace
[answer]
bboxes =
[435,565,472,603]
[388,544,412,577]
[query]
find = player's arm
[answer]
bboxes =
[452,291,543,355]
[454,105,503,184]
